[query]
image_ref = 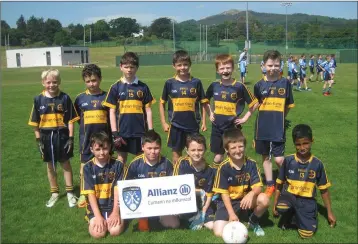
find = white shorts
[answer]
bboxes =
[330,68,335,74]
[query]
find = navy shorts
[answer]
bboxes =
[210,124,241,155]
[180,201,216,224]
[86,209,113,222]
[40,129,73,163]
[240,72,246,78]
[215,199,243,221]
[291,72,298,80]
[254,140,285,157]
[276,191,317,238]
[287,71,292,77]
[167,125,197,152]
[309,67,314,74]
[316,67,322,73]
[323,72,331,81]
[300,73,306,80]
[117,137,143,155]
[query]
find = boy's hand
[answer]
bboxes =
[112,132,127,150]
[209,113,215,122]
[228,213,239,222]
[272,206,279,218]
[107,212,121,229]
[36,138,44,156]
[162,122,170,132]
[93,216,107,233]
[64,137,74,154]
[234,117,248,126]
[328,212,336,228]
[201,123,207,132]
[240,191,254,210]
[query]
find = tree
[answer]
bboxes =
[53,30,75,46]
[44,18,62,45]
[16,15,27,34]
[27,15,45,43]
[69,23,84,41]
[148,17,172,39]
[109,17,139,38]
[93,19,110,41]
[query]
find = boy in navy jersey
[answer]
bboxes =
[159,50,211,164]
[212,128,269,237]
[28,69,80,208]
[81,132,126,238]
[124,131,179,231]
[75,64,111,207]
[253,50,295,197]
[273,124,336,238]
[205,54,258,166]
[174,133,217,230]
[103,52,155,164]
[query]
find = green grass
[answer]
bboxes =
[1,63,357,243]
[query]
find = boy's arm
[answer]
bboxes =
[320,189,336,227]
[201,104,208,132]
[68,122,74,137]
[145,107,153,130]
[222,193,239,221]
[159,102,169,132]
[273,183,283,216]
[109,108,118,132]
[87,194,106,232]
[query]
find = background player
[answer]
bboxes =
[103,52,155,164]
[273,124,336,238]
[28,69,79,208]
[75,64,111,208]
[81,132,126,238]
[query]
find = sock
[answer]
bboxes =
[296,81,301,89]
[249,213,260,225]
[266,180,275,186]
[327,87,331,92]
[66,185,74,193]
[50,186,59,195]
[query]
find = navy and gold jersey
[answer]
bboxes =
[28,90,80,129]
[213,157,263,200]
[81,157,125,212]
[206,80,257,130]
[103,78,155,137]
[74,89,110,156]
[160,76,209,132]
[254,77,295,142]
[276,154,331,198]
[124,154,173,180]
[173,156,216,196]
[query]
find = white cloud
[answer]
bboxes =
[84,13,186,26]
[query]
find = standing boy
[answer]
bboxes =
[28,69,80,208]
[212,128,270,237]
[206,54,258,166]
[124,131,180,231]
[81,132,126,238]
[253,50,295,197]
[319,55,334,96]
[159,50,210,164]
[308,55,315,81]
[74,64,111,208]
[238,48,248,84]
[315,54,323,82]
[103,52,155,164]
[299,54,311,91]
[273,124,336,238]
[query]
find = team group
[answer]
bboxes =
[28,49,336,240]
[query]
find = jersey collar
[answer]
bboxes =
[143,154,162,166]
[85,89,102,95]
[220,78,236,86]
[42,90,61,97]
[294,154,314,164]
[228,157,246,170]
[174,74,193,82]
[120,76,138,84]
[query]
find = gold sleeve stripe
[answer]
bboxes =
[287,103,295,108]
[243,84,256,101]
[28,105,37,125]
[248,98,258,108]
[206,193,213,197]
[200,98,209,104]
[28,121,39,126]
[160,98,166,104]
[276,178,284,184]
[213,188,229,194]
[69,116,80,124]
[318,182,331,190]
[251,182,263,189]
[81,190,95,195]
[103,101,116,109]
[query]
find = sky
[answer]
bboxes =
[1,1,357,28]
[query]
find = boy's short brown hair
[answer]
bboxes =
[172,50,191,66]
[186,133,207,150]
[215,54,234,70]
[90,132,111,148]
[142,130,162,146]
[263,50,282,64]
[223,128,246,150]
[120,52,139,67]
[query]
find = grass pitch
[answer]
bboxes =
[1,63,357,243]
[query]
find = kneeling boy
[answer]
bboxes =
[212,128,270,237]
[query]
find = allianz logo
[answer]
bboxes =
[147,184,191,197]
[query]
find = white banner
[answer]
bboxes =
[117,174,197,219]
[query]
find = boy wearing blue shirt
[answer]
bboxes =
[308,55,315,81]
[319,55,334,96]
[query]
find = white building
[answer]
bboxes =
[5,46,90,68]
[132,29,144,38]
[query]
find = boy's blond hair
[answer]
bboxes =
[41,69,61,83]
[223,128,247,150]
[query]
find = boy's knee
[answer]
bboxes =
[109,224,124,236]
[257,193,270,208]
[160,216,180,229]
[89,229,107,239]
[275,157,284,167]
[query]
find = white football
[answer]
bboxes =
[222,221,249,244]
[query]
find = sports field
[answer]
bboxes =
[1,62,357,243]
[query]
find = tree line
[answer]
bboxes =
[1,14,356,49]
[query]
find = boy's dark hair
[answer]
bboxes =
[173,50,191,66]
[120,52,139,67]
[310,55,314,58]
[90,132,111,147]
[142,130,162,146]
[186,133,207,150]
[331,54,335,58]
[292,124,313,142]
[223,128,246,150]
[301,54,305,58]
[82,64,102,80]
[215,54,234,70]
[263,50,282,64]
